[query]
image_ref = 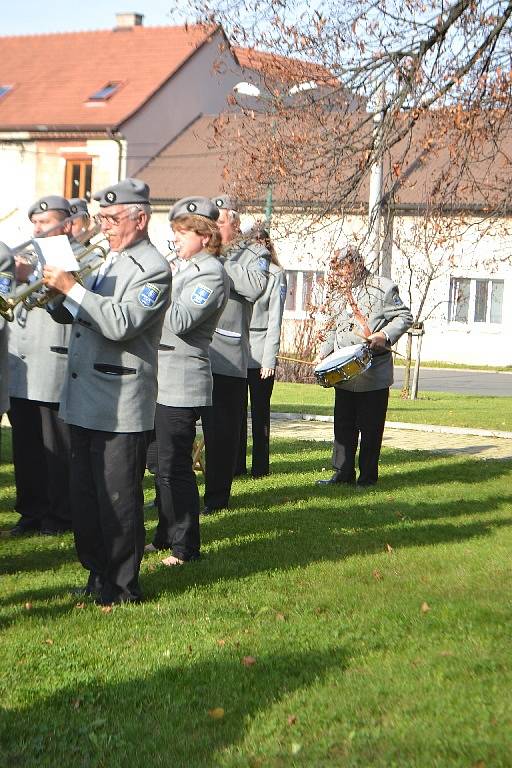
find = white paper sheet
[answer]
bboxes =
[34,235,80,271]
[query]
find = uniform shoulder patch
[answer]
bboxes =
[138,283,161,308]
[257,256,269,273]
[392,292,404,307]
[280,282,287,301]
[191,284,213,306]
[0,272,13,295]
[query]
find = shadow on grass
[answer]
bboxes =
[0,647,343,768]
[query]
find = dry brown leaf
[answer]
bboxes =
[217,639,226,647]
[44,638,54,645]
[208,707,225,719]
[421,602,430,613]
[75,602,85,610]
[386,543,393,553]
[287,715,297,725]
[275,612,286,621]
[372,570,383,581]
[242,656,257,667]
[101,605,113,614]
[24,602,32,610]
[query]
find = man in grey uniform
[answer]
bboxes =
[147,196,229,563]
[201,195,270,513]
[317,245,412,487]
[8,195,75,536]
[44,178,170,605]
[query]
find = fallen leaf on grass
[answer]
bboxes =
[287,715,297,725]
[291,743,302,755]
[75,602,85,610]
[440,650,454,657]
[241,656,257,667]
[217,639,226,647]
[24,602,32,610]
[208,707,225,719]
[101,605,113,614]
[372,570,383,581]
[386,543,393,553]
[275,612,286,621]
[421,602,430,613]
[44,638,54,645]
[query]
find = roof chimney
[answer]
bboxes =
[115,12,144,28]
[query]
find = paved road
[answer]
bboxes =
[392,367,512,396]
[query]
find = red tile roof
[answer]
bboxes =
[233,47,337,86]
[0,24,218,130]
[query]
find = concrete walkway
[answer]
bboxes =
[270,413,512,460]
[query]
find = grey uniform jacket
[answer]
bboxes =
[0,249,15,413]
[7,237,86,403]
[157,251,229,408]
[209,239,270,378]
[49,238,170,432]
[248,264,287,370]
[319,274,412,392]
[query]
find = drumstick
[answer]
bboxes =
[276,355,318,366]
[354,331,407,358]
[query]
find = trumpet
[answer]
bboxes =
[0,239,108,322]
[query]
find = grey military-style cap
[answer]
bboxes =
[93,178,150,208]
[211,194,239,212]
[169,196,220,221]
[28,195,71,220]
[68,197,89,215]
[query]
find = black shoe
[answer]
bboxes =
[96,589,142,607]
[356,480,377,488]
[10,521,41,537]
[71,574,103,598]
[201,505,224,516]
[40,525,72,536]
[316,472,355,486]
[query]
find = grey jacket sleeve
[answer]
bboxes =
[166,268,227,336]
[261,270,287,369]
[223,243,270,303]
[77,269,171,342]
[319,327,335,360]
[380,283,413,343]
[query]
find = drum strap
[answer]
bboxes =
[345,290,371,338]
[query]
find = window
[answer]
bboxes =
[284,269,325,315]
[302,270,324,311]
[285,270,298,311]
[88,82,120,101]
[64,158,92,201]
[0,85,12,100]
[449,277,504,324]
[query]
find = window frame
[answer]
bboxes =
[64,157,93,202]
[448,275,504,326]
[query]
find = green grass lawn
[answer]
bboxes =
[1,428,511,767]
[271,382,512,431]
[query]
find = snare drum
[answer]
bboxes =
[314,344,372,388]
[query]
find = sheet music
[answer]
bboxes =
[34,235,80,271]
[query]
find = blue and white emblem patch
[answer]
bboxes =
[392,293,403,307]
[257,257,269,273]
[191,284,213,306]
[280,283,287,302]
[138,283,160,308]
[0,272,13,295]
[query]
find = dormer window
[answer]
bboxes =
[88,82,120,101]
[0,85,13,100]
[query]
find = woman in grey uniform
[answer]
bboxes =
[146,196,229,565]
[237,226,287,477]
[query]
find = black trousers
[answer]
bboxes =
[153,404,200,560]
[8,397,71,530]
[237,368,275,477]
[332,387,389,485]
[202,373,246,509]
[70,426,150,603]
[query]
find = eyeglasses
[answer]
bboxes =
[94,213,123,227]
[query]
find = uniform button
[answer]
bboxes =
[71,372,78,379]
[75,332,81,338]
[20,354,26,360]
